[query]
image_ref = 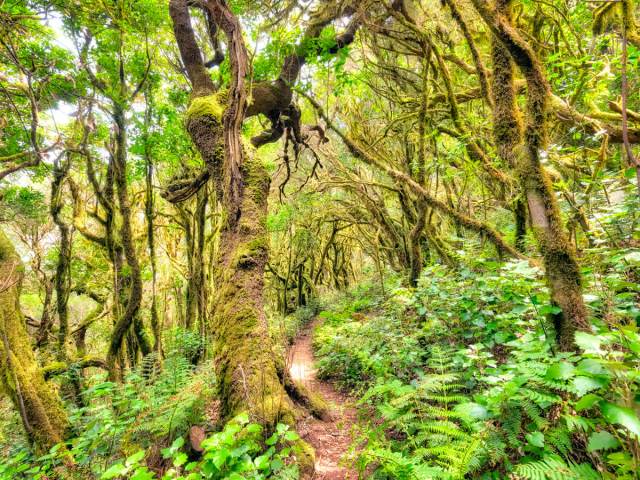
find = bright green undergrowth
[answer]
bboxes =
[313,250,640,479]
[0,329,299,480]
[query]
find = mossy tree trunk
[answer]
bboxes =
[476,0,590,349]
[143,88,163,355]
[50,153,73,361]
[168,0,337,430]
[106,103,149,377]
[0,228,68,450]
[209,156,293,424]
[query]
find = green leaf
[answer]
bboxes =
[575,332,601,353]
[254,453,271,470]
[265,433,278,446]
[126,450,145,466]
[624,166,637,179]
[525,431,545,448]
[235,412,250,425]
[577,358,607,376]
[573,376,606,396]
[539,304,562,316]
[211,448,230,469]
[173,452,188,467]
[246,423,262,435]
[546,361,575,380]
[170,436,185,451]
[600,402,640,437]
[588,431,620,451]
[101,463,126,479]
[575,394,602,412]
[454,402,489,420]
[130,468,155,480]
[284,430,300,442]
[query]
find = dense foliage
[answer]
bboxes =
[1,0,640,478]
[314,254,640,479]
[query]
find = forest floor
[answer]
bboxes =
[288,318,359,480]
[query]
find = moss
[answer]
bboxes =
[185,94,224,123]
[232,237,268,269]
[0,229,68,450]
[292,438,316,476]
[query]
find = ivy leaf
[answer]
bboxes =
[600,402,640,437]
[587,431,620,451]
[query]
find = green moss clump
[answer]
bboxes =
[186,94,224,122]
[292,438,316,475]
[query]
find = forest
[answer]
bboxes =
[0,0,639,478]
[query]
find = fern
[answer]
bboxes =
[515,454,600,480]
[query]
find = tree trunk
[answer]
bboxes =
[0,229,68,450]
[144,89,163,355]
[478,0,589,349]
[209,155,294,424]
[107,105,145,377]
[50,153,73,361]
[169,0,328,438]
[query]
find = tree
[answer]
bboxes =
[0,228,68,450]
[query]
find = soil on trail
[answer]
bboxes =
[289,319,359,480]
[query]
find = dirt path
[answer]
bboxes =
[288,319,359,480]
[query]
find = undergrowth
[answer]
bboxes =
[0,328,299,479]
[313,251,640,479]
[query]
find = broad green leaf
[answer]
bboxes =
[254,453,271,470]
[170,436,185,451]
[600,402,640,437]
[101,463,126,479]
[575,394,602,412]
[525,431,545,448]
[539,304,562,316]
[573,376,606,396]
[575,332,601,353]
[454,402,489,420]
[126,450,145,466]
[588,431,620,451]
[546,361,575,380]
[131,468,155,480]
[173,452,188,467]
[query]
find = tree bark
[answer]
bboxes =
[169,0,328,436]
[0,229,68,450]
[477,0,589,349]
[107,104,146,377]
[50,153,73,361]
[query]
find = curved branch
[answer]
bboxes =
[169,0,215,96]
[303,91,524,259]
